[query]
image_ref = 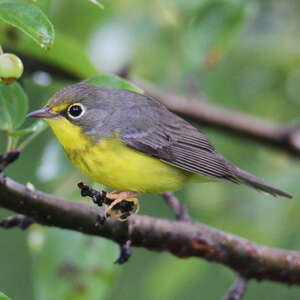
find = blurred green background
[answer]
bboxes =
[1,0,300,299]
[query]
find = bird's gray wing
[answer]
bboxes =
[119,96,292,198]
[121,112,239,183]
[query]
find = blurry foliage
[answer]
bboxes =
[0,292,11,300]
[86,74,143,93]
[0,0,300,299]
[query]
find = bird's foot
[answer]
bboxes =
[77,183,139,222]
[105,192,140,221]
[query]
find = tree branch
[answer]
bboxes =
[0,151,20,172]
[162,192,191,221]
[0,214,34,230]
[1,173,300,285]
[222,274,248,300]
[132,78,300,157]
[115,240,132,264]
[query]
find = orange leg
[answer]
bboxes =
[106,191,139,201]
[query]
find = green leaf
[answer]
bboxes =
[14,32,97,79]
[0,82,28,132]
[0,291,12,300]
[88,0,104,9]
[86,74,143,94]
[0,1,54,49]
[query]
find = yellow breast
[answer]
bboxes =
[46,117,192,193]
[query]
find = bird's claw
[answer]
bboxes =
[77,183,139,222]
[104,196,140,221]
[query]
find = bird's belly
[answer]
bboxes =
[66,138,191,193]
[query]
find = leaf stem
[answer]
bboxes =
[17,124,47,151]
[6,135,13,152]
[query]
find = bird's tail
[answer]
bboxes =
[235,167,292,199]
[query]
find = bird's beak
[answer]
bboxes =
[27,106,57,119]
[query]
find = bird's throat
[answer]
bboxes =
[46,117,92,151]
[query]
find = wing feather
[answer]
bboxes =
[121,114,239,183]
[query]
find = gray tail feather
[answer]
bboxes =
[235,167,292,199]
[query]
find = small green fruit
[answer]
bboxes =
[0,53,24,84]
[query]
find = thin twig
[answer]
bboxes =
[0,215,34,230]
[0,151,20,172]
[115,240,132,264]
[162,192,191,221]
[222,274,248,300]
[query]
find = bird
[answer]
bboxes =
[28,83,292,220]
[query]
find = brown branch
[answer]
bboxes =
[162,192,191,221]
[1,174,300,285]
[0,214,34,230]
[0,151,20,172]
[222,274,248,300]
[132,78,300,157]
[115,240,132,264]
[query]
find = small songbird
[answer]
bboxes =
[28,83,292,219]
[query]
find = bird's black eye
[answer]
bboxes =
[67,103,85,119]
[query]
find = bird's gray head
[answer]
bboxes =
[27,83,154,141]
[46,83,119,132]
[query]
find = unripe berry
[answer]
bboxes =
[0,53,24,84]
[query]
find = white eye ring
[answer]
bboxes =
[67,103,85,119]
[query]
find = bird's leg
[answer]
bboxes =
[105,191,140,221]
[77,183,139,222]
